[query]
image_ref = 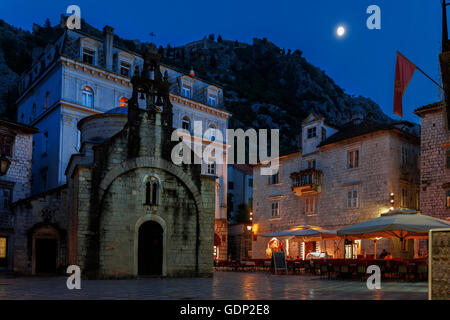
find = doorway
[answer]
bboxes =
[35,238,57,274]
[138,221,163,276]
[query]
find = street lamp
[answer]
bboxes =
[0,155,11,176]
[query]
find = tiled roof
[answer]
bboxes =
[318,119,416,147]
[414,101,444,116]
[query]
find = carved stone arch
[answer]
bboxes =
[98,156,203,214]
[142,173,162,205]
[133,214,167,276]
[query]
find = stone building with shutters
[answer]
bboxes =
[251,114,421,260]
[12,47,216,278]
[0,119,37,272]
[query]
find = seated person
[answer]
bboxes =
[385,252,393,260]
[379,249,388,259]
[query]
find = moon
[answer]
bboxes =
[336,26,345,37]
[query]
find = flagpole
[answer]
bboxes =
[397,51,444,92]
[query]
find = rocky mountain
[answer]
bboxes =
[0,19,393,153]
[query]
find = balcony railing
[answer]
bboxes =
[291,169,323,196]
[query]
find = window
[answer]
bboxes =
[145,178,159,205]
[401,187,408,208]
[0,188,12,211]
[82,86,94,108]
[42,132,48,155]
[207,158,216,175]
[228,181,234,190]
[0,237,6,259]
[307,127,317,139]
[248,197,253,208]
[248,178,253,187]
[120,61,131,77]
[401,145,408,167]
[40,169,48,192]
[82,48,95,65]
[208,124,216,141]
[305,197,315,215]
[182,85,191,98]
[347,149,359,169]
[0,135,14,157]
[447,190,450,208]
[181,116,190,131]
[271,202,280,217]
[44,91,50,110]
[321,127,327,142]
[307,159,316,169]
[120,97,128,107]
[446,150,450,169]
[208,94,216,107]
[268,172,279,185]
[347,190,359,209]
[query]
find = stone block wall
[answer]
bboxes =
[418,105,450,220]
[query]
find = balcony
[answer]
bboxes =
[291,169,323,196]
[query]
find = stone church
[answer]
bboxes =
[13,47,216,278]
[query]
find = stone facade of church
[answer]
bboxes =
[13,49,216,278]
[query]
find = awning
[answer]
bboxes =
[337,210,450,241]
[214,233,221,246]
[259,227,340,241]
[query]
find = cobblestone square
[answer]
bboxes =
[0,272,428,300]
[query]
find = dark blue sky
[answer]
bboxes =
[1,0,444,123]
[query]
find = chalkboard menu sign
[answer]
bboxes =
[429,228,450,300]
[272,251,287,274]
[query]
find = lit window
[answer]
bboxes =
[271,202,280,217]
[0,237,6,259]
[181,116,190,131]
[120,61,131,77]
[347,190,359,209]
[120,97,128,107]
[307,127,317,139]
[305,197,315,215]
[208,94,216,107]
[0,188,12,211]
[82,86,94,108]
[82,48,95,65]
[347,149,359,169]
[182,85,191,98]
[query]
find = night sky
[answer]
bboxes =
[1,0,444,123]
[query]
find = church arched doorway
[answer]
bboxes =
[138,221,163,276]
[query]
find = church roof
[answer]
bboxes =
[105,107,128,114]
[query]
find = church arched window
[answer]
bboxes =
[144,177,159,205]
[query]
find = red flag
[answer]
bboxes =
[394,52,417,117]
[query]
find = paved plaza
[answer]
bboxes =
[0,272,427,300]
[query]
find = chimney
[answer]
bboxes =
[103,26,114,71]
